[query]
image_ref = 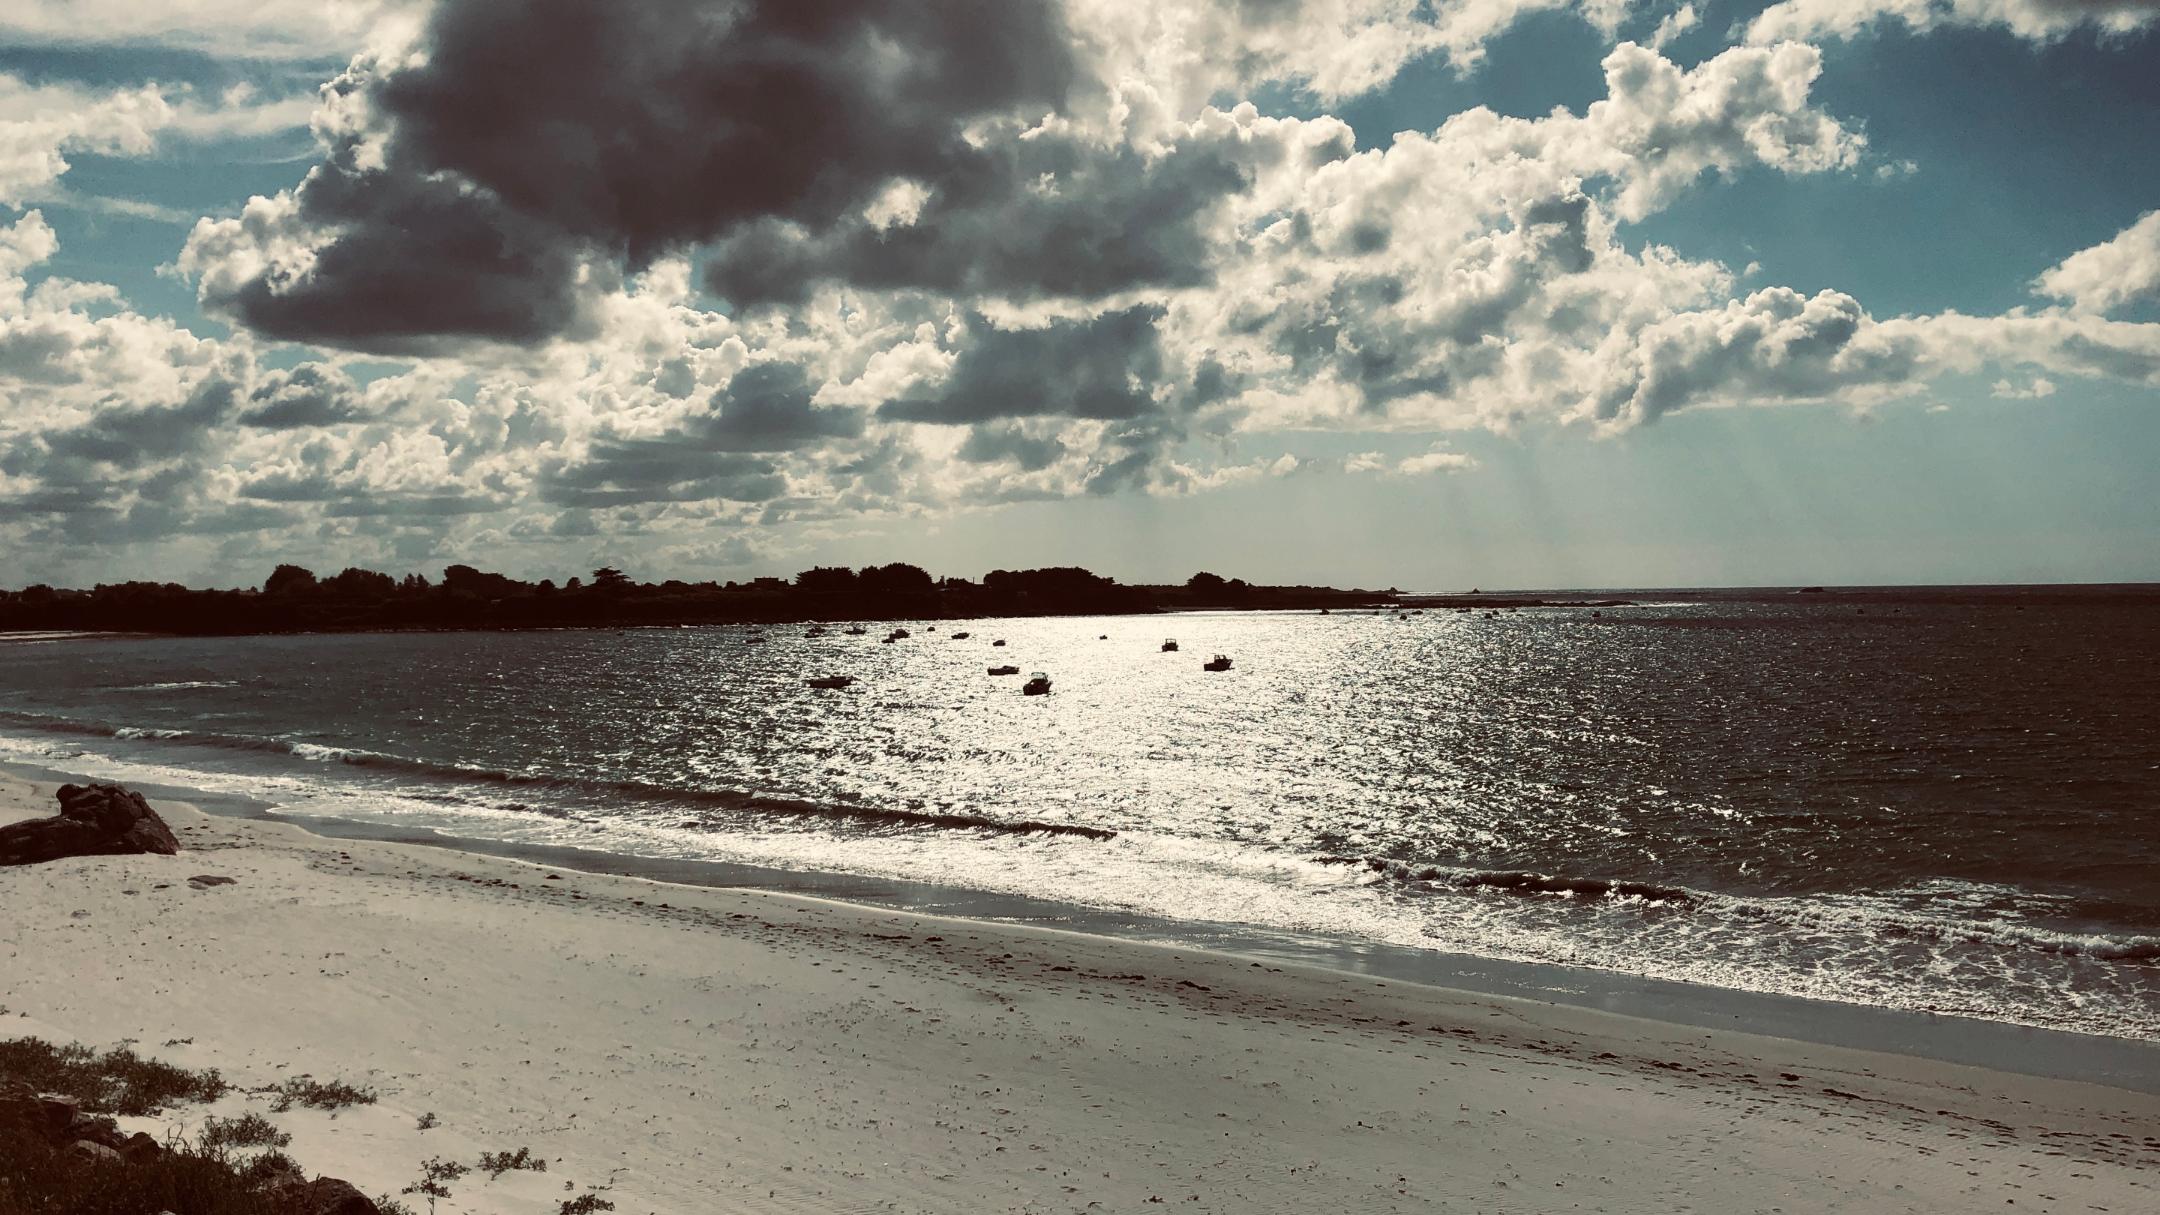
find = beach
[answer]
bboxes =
[3,770,2156,1213]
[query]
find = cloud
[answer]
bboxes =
[957,423,1069,471]
[0,1,410,60]
[880,307,1165,424]
[2,71,324,209]
[1586,287,1925,426]
[2034,210,2160,316]
[0,75,172,206]
[1650,3,1699,48]
[1395,445,1480,475]
[1990,375,2057,399]
[1746,0,2160,45]
[238,363,364,428]
[182,0,1090,349]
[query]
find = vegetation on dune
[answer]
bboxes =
[260,1075,377,1112]
[0,1038,226,1117]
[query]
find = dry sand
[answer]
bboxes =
[3,771,2156,1214]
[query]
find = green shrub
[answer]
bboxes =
[261,1077,375,1112]
[200,1114,290,1151]
[476,1147,546,1178]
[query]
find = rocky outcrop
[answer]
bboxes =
[1,1080,380,1214]
[0,783,179,866]
[0,1083,154,1165]
[263,1172,384,1215]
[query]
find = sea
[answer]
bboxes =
[3,586,2155,1041]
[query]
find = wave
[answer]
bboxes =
[112,681,237,692]
[1315,855,1701,906]
[1722,896,2160,964]
[1318,852,2158,965]
[0,709,1116,842]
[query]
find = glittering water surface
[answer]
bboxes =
[3,592,2156,1037]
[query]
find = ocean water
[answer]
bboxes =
[3,589,2156,1039]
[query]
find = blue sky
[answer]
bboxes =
[2,0,2157,589]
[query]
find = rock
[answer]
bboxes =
[0,1084,40,1129]
[67,1140,125,1165]
[119,1130,164,1164]
[35,1093,80,1134]
[0,783,179,866]
[188,874,237,889]
[65,1111,126,1149]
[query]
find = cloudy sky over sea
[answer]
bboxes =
[3,0,2157,589]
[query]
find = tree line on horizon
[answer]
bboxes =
[0,563,1384,635]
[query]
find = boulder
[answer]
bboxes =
[119,1130,164,1164]
[64,1111,127,1149]
[263,1174,383,1215]
[67,1140,125,1165]
[35,1092,80,1134]
[0,783,179,866]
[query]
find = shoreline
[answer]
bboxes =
[5,769,2159,1211]
[9,754,2160,1098]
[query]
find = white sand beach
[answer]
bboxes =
[3,771,2156,1214]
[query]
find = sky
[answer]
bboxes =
[2,0,2157,592]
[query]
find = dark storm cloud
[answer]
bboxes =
[204,157,598,353]
[381,0,1079,257]
[879,307,1165,424]
[238,363,363,428]
[198,0,1097,350]
[702,135,1250,307]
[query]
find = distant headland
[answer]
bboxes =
[0,563,1411,635]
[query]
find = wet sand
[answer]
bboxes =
[4,771,2157,1213]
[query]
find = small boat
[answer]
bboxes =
[992,639,1007,647]
[846,625,867,635]
[1022,672,1052,695]
[951,631,971,640]
[988,664,1020,676]
[1319,608,1330,615]
[805,626,827,638]
[1161,639,1179,652]
[744,634,767,644]
[886,628,910,641]
[1098,634,1108,640]
[1203,654,1232,672]
[805,675,853,690]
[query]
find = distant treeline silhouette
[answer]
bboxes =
[0,563,1393,635]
